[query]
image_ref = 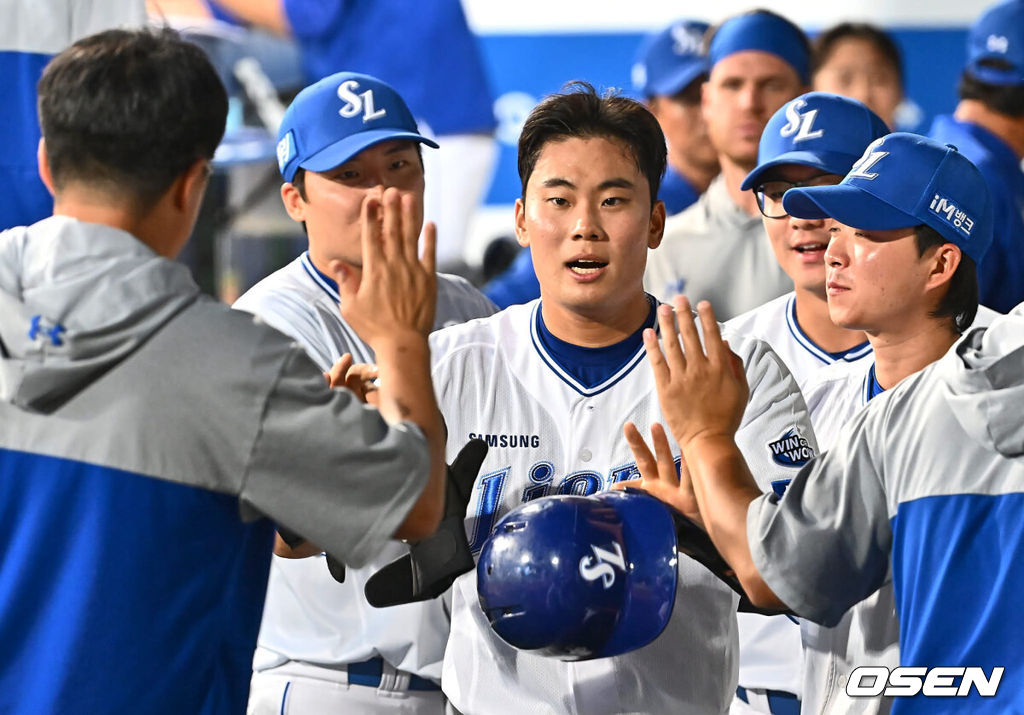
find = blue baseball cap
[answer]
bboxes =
[741,92,890,191]
[708,11,810,84]
[477,489,678,661]
[965,0,1024,86]
[633,20,710,97]
[783,133,994,263]
[276,71,438,182]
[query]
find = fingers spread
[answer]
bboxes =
[360,193,383,275]
[623,422,657,480]
[381,188,403,261]
[420,221,437,276]
[650,423,679,486]
[642,328,669,386]
[696,301,728,364]
[673,296,704,369]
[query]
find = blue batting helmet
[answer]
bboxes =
[476,489,678,660]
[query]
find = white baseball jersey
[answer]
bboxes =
[796,305,1003,715]
[726,292,873,391]
[723,293,870,701]
[430,299,817,715]
[233,252,496,685]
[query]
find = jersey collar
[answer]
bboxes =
[786,295,872,365]
[300,252,341,303]
[529,297,658,398]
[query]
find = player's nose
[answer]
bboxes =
[571,202,603,241]
[824,223,849,267]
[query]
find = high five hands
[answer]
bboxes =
[619,297,749,517]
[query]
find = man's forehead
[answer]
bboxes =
[709,50,801,82]
[760,164,836,182]
[529,138,646,189]
[334,138,419,166]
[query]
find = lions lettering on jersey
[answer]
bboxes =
[466,451,682,553]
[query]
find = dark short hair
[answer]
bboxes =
[914,224,979,333]
[959,59,1024,116]
[38,27,227,210]
[517,81,666,206]
[812,23,904,88]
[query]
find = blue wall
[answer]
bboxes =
[477,28,970,205]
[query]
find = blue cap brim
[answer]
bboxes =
[741,149,863,191]
[647,62,707,97]
[783,183,920,230]
[299,128,439,175]
[590,490,678,659]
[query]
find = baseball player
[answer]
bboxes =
[232,72,496,714]
[928,0,1024,314]
[721,91,889,714]
[207,0,497,277]
[428,82,817,715]
[629,133,999,714]
[0,28,447,714]
[482,18,717,311]
[621,278,1024,709]
[725,93,890,390]
[644,10,810,320]
[634,19,718,215]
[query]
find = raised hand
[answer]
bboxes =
[617,421,703,527]
[331,187,437,348]
[644,297,749,450]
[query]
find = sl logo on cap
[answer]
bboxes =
[579,542,627,589]
[848,142,889,180]
[337,79,387,123]
[987,34,1009,53]
[780,98,824,143]
[671,22,703,55]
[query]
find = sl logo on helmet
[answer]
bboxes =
[579,542,627,589]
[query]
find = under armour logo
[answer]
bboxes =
[579,542,627,589]
[987,34,1009,54]
[337,80,387,123]
[848,142,889,180]
[28,315,66,346]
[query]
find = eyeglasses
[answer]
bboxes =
[754,173,843,219]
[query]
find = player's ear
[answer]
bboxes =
[514,198,530,248]
[281,182,307,222]
[176,158,210,212]
[37,140,55,196]
[925,243,962,292]
[647,199,666,250]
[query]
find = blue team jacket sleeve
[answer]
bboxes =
[240,345,430,568]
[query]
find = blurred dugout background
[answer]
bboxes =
[163,0,991,301]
